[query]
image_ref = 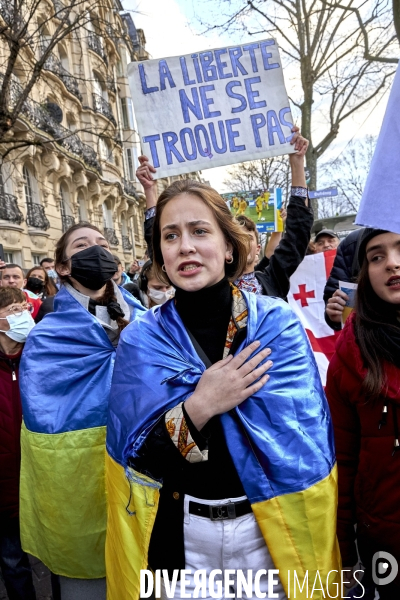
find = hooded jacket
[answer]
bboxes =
[325,312,400,581]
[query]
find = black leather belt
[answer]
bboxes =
[189,499,252,521]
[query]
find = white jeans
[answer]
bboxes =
[161,494,286,600]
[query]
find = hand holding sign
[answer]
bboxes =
[137,155,158,209]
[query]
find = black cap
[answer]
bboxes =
[314,229,339,242]
[357,228,388,265]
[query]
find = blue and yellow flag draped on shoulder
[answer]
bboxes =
[106,291,341,600]
[19,285,145,579]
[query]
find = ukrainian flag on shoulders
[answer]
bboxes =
[19,286,144,578]
[106,291,341,600]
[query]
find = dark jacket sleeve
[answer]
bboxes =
[255,256,270,272]
[255,195,313,299]
[325,356,360,567]
[323,229,362,330]
[144,216,154,261]
[35,296,55,323]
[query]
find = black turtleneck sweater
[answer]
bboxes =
[174,277,232,365]
[137,278,246,574]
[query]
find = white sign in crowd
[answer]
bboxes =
[128,40,295,178]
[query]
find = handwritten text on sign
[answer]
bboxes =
[128,40,295,178]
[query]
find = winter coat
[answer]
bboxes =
[0,350,22,520]
[325,313,400,587]
[323,229,365,330]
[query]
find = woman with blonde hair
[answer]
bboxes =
[106,133,341,600]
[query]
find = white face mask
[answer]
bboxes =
[0,311,36,343]
[148,287,174,306]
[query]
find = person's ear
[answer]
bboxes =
[225,241,233,260]
[56,262,71,277]
[23,278,27,288]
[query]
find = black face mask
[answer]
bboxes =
[27,277,45,294]
[69,245,118,290]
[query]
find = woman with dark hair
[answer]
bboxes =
[18,223,145,600]
[137,259,174,308]
[105,132,341,600]
[25,266,58,299]
[326,229,400,598]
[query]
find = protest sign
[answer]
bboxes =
[128,40,295,179]
[221,188,283,232]
[356,63,400,233]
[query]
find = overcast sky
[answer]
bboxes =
[123,0,391,192]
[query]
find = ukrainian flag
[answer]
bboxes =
[106,291,341,600]
[19,285,145,578]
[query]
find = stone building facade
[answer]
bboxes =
[0,0,150,270]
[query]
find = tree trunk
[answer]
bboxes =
[394,0,400,42]
[300,58,318,216]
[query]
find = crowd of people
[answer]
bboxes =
[0,125,399,600]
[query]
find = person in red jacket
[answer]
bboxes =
[326,228,400,600]
[0,287,36,600]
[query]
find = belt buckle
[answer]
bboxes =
[209,502,236,520]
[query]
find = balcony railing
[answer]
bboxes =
[27,203,50,231]
[122,235,133,251]
[92,93,116,126]
[88,32,107,64]
[6,76,102,174]
[0,192,24,225]
[104,227,119,246]
[122,177,137,199]
[62,214,75,233]
[41,49,82,101]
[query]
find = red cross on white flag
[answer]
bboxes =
[288,249,340,386]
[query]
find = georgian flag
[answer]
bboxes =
[288,249,340,386]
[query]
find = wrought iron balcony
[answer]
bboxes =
[92,93,116,126]
[0,192,24,225]
[122,178,137,199]
[41,50,82,101]
[104,227,119,246]
[27,203,50,231]
[4,75,102,174]
[105,23,120,47]
[88,32,107,64]
[62,214,75,233]
[122,235,133,251]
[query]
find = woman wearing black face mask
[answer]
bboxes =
[18,223,145,600]
[25,266,58,300]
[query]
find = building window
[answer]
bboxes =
[99,138,113,163]
[126,148,134,180]
[121,97,134,130]
[78,195,88,221]
[4,252,14,263]
[23,166,35,205]
[32,254,42,266]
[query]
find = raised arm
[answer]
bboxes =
[136,155,158,260]
[256,130,313,298]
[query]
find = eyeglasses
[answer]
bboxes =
[0,305,28,317]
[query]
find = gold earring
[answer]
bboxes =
[226,255,234,264]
